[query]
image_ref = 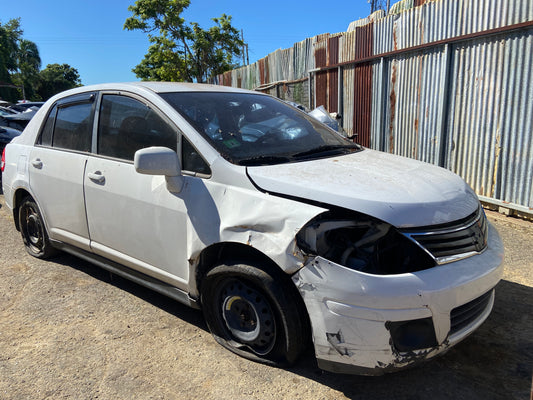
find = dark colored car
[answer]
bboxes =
[0,106,18,116]
[1,110,37,131]
[8,102,44,113]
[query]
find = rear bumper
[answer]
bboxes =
[292,223,504,375]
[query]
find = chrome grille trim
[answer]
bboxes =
[401,206,488,264]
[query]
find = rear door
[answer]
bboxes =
[28,93,96,251]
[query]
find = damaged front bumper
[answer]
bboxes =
[292,223,504,375]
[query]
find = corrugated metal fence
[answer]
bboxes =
[212,0,533,215]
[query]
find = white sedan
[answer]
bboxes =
[1,82,503,374]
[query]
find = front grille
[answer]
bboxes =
[402,206,488,264]
[450,290,493,335]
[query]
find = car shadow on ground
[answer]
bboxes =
[51,252,533,400]
[51,252,209,332]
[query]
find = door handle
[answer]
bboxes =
[31,159,43,169]
[88,171,105,184]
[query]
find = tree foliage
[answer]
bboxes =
[0,18,81,102]
[124,0,243,83]
[12,39,42,100]
[0,18,25,102]
[36,63,82,100]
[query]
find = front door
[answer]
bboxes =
[83,93,190,289]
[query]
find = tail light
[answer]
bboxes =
[1,147,5,172]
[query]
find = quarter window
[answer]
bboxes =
[97,95,177,161]
[182,137,211,175]
[37,105,57,146]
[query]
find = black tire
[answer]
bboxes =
[201,262,308,367]
[19,197,58,259]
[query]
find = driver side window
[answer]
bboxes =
[97,95,177,161]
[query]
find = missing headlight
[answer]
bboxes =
[296,211,435,275]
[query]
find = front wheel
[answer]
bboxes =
[19,197,57,259]
[201,263,308,367]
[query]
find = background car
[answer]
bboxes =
[8,101,44,113]
[0,106,18,116]
[1,109,37,131]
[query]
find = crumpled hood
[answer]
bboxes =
[246,149,479,228]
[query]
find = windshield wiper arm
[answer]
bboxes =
[292,144,359,159]
[239,155,293,166]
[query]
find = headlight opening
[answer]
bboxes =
[296,211,435,275]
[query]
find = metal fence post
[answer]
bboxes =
[438,43,454,169]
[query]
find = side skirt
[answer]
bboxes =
[52,240,200,310]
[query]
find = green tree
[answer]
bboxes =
[0,18,23,102]
[12,39,42,100]
[124,0,243,83]
[36,63,81,100]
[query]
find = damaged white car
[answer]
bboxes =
[1,83,504,374]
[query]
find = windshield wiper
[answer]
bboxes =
[239,155,294,166]
[292,144,360,159]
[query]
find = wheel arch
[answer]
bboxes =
[193,241,283,298]
[192,242,310,332]
[12,188,33,231]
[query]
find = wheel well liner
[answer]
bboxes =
[12,188,32,231]
[195,242,282,295]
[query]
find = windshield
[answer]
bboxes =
[160,92,361,166]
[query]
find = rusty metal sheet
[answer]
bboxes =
[328,36,339,113]
[446,29,533,208]
[314,38,329,108]
[353,63,373,147]
[258,57,269,86]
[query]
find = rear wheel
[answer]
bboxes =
[201,262,308,366]
[19,197,57,259]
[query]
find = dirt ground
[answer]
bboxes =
[0,193,531,400]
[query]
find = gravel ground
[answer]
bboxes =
[0,193,531,400]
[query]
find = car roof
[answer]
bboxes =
[54,82,257,97]
[135,81,255,94]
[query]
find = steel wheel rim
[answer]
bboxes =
[23,205,44,253]
[220,279,276,356]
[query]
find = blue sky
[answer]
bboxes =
[2,0,372,85]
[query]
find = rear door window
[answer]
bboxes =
[36,92,96,152]
[53,103,94,152]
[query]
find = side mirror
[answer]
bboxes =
[134,146,184,193]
